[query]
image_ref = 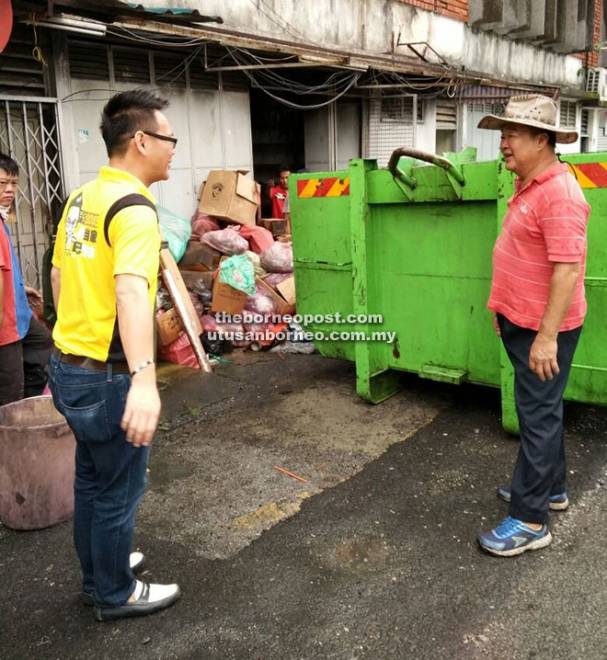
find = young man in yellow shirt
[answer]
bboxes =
[49,89,180,621]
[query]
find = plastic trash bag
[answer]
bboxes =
[157,205,191,262]
[218,254,256,295]
[191,211,220,239]
[201,227,248,255]
[239,225,274,254]
[245,286,276,316]
[260,240,293,273]
[244,251,265,277]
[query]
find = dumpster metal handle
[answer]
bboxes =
[388,148,466,186]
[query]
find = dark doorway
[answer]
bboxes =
[250,88,305,186]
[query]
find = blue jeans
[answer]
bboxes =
[48,354,149,606]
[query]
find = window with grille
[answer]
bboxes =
[586,69,600,94]
[559,100,577,129]
[113,47,150,85]
[68,41,109,81]
[365,98,414,165]
[0,24,49,95]
[381,96,415,123]
[470,102,505,114]
[581,109,590,137]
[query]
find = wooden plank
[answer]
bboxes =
[159,248,212,373]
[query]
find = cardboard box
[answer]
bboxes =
[157,307,184,347]
[179,241,222,271]
[276,275,296,306]
[257,276,296,317]
[198,170,259,227]
[211,278,247,315]
[260,218,288,238]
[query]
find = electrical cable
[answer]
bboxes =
[155,45,203,83]
[226,47,355,95]
[241,66,362,110]
[106,26,207,47]
[240,48,297,63]
[60,88,115,102]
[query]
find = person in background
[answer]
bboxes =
[0,153,52,406]
[270,168,290,219]
[260,177,275,219]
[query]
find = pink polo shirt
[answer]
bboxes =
[488,162,589,332]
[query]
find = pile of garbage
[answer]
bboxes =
[155,170,312,367]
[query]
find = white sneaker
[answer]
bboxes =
[95,580,181,622]
[80,552,146,606]
[129,551,145,572]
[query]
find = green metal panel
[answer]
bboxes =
[289,168,351,265]
[290,151,607,432]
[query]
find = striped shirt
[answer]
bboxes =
[488,162,589,332]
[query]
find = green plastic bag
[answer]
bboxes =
[157,205,191,262]
[219,254,256,295]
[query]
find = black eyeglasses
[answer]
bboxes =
[134,130,178,147]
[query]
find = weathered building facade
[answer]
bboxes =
[1,0,605,284]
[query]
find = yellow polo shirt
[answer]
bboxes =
[52,166,160,361]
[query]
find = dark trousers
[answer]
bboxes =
[0,316,53,406]
[498,314,582,525]
[48,353,149,607]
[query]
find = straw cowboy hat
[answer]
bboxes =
[477,94,578,144]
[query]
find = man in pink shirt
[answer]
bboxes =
[476,95,588,557]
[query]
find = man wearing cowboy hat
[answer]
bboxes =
[476,95,589,557]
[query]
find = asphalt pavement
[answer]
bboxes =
[1,354,606,659]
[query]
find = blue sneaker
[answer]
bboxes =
[497,485,569,511]
[478,516,552,557]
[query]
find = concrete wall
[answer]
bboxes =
[147,0,586,90]
[63,83,252,217]
[53,39,253,219]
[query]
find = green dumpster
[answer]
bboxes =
[290,148,607,432]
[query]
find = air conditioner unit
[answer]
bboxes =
[586,68,607,102]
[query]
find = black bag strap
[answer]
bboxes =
[53,196,69,236]
[104,193,157,246]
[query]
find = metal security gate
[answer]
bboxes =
[0,97,65,288]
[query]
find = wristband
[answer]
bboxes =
[130,359,154,377]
